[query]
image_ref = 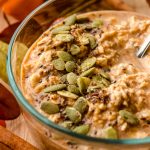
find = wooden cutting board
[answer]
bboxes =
[0,125,38,150]
[5,0,150,150]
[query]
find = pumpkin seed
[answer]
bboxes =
[92,76,102,87]
[101,78,111,87]
[87,85,104,93]
[92,19,103,28]
[100,71,110,80]
[103,127,118,139]
[92,75,110,88]
[51,25,71,35]
[54,30,70,34]
[52,58,65,70]
[40,102,59,114]
[59,121,73,129]
[81,57,96,71]
[65,61,76,72]
[67,72,78,84]
[77,77,91,94]
[119,110,139,125]
[92,75,103,83]
[73,124,90,135]
[86,34,97,49]
[60,74,67,83]
[57,91,78,99]
[55,34,74,42]
[79,24,93,30]
[64,14,77,25]
[44,84,66,93]
[57,51,73,61]
[80,67,95,77]
[74,97,88,114]
[79,36,89,45]
[65,107,81,123]
[67,85,80,95]
[70,44,80,55]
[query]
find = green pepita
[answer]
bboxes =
[59,121,73,129]
[73,124,90,135]
[119,110,139,125]
[92,75,110,88]
[52,58,65,70]
[57,91,78,99]
[92,75,103,83]
[60,74,67,83]
[57,51,73,61]
[87,85,104,93]
[74,97,88,114]
[100,71,110,80]
[67,85,80,95]
[40,102,59,114]
[65,61,76,72]
[54,30,70,34]
[65,107,81,123]
[64,14,77,25]
[81,57,96,71]
[70,44,80,55]
[51,25,71,35]
[67,72,78,85]
[44,84,66,93]
[103,127,118,139]
[77,77,91,94]
[79,24,93,30]
[86,34,97,49]
[92,19,103,28]
[55,34,74,42]
[101,78,111,87]
[80,67,95,77]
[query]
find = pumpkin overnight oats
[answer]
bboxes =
[21,11,150,139]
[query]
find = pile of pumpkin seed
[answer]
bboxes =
[39,14,120,137]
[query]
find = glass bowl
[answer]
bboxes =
[7,0,150,149]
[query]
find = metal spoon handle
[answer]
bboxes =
[136,35,150,58]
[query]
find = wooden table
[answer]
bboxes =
[4,0,150,149]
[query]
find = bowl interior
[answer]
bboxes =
[7,0,150,146]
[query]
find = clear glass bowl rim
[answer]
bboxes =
[7,0,150,145]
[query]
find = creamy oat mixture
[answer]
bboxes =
[21,11,150,139]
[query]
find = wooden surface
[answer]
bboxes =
[6,115,42,149]
[0,126,38,150]
[4,0,150,150]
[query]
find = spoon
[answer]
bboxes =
[136,35,150,58]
